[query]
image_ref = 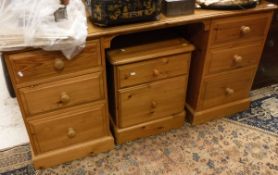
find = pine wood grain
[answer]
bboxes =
[6,40,101,85]
[205,42,264,75]
[28,102,108,153]
[32,136,114,169]
[111,111,185,144]
[199,67,256,110]
[117,75,188,128]
[87,2,277,39]
[19,73,104,116]
[115,53,191,88]
[108,38,194,65]
[210,12,272,47]
[185,11,273,124]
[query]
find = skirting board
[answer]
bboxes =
[185,98,250,125]
[32,136,114,169]
[111,111,185,144]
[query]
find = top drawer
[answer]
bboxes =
[210,12,272,46]
[6,40,101,85]
[116,53,191,88]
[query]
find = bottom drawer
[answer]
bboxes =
[28,102,107,154]
[199,67,256,110]
[117,75,187,128]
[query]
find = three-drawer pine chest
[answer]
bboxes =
[3,39,114,168]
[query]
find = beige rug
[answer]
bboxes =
[0,118,277,175]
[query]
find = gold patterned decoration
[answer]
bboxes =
[91,0,161,24]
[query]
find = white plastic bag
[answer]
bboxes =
[0,0,88,59]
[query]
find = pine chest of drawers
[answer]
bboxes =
[3,39,114,168]
[107,37,195,144]
[185,12,273,124]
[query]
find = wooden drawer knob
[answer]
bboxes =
[240,26,251,35]
[54,58,65,71]
[225,88,235,95]
[60,92,70,104]
[151,101,157,108]
[67,128,76,138]
[233,55,243,64]
[153,69,160,77]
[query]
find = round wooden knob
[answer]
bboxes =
[233,55,243,64]
[151,101,157,108]
[225,88,235,95]
[67,128,76,138]
[60,92,70,104]
[54,58,65,71]
[153,69,160,77]
[240,26,251,35]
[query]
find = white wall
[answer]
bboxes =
[0,54,29,150]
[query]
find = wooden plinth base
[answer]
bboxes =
[111,111,185,144]
[186,98,250,125]
[32,136,114,169]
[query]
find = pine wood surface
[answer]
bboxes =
[1,1,276,51]
[4,37,115,168]
[1,1,277,168]
[115,53,191,88]
[111,111,185,144]
[19,73,104,116]
[185,11,274,124]
[204,42,264,75]
[28,102,107,153]
[186,98,250,125]
[87,1,277,39]
[209,12,273,47]
[117,75,188,128]
[107,35,193,143]
[199,66,257,110]
[32,136,114,169]
[5,40,101,85]
[108,38,194,65]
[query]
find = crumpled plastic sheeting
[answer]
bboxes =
[0,0,88,59]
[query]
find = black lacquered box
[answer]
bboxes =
[162,0,195,17]
[86,0,162,26]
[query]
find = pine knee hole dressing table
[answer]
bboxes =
[1,1,277,168]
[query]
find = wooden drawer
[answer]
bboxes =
[199,67,256,110]
[210,13,272,46]
[117,53,190,88]
[205,42,263,75]
[19,72,104,116]
[6,40,101,85]
[28,102,107,153]
[117,75,187,128]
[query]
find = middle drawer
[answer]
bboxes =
[205,42,263,75]
[19,72,104,116]
[117,75,187,128]
[116,53,190,88]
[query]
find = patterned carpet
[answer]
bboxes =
[228,84,278,135]
[0,85,277,175]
